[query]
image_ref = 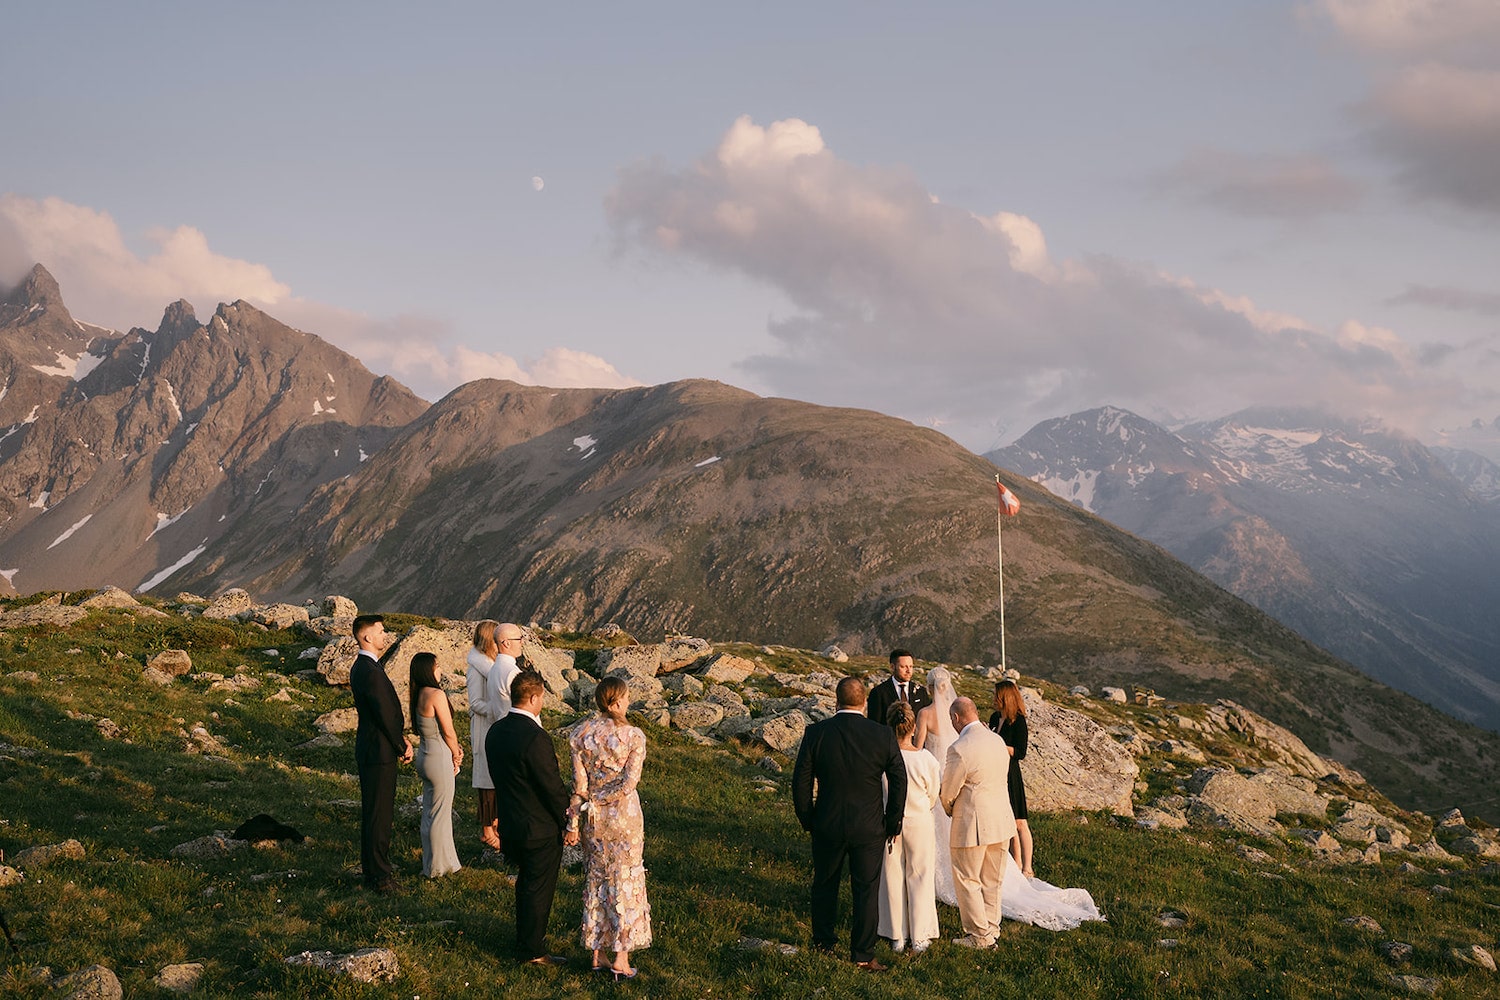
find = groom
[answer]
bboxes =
[486,671,576,965]
[940,696,1016,949]
[865,648,931,728]
[793,676,908,971]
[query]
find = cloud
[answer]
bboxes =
[1388,283,1500,316]
[606,116,1488,447]
[0,194,289,328]
[1310,0,1500,60]
[1154,148,1364,218]
[1361,64,1500,212]
[0,192,640,402]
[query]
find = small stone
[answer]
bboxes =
[13,839,85,869]
[0,865,23,886]
[153,963,204,993]
[1381,941,1414,964]
[284,947,398,984]
[1343,915,1383,933]
[1452,945,1495,971]
[1157,909,1188,928]
[1388,974,1441,995]
[1157,939,1179,949]
[53,964,122,1000]
[147,649,193,677]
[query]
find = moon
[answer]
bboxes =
[532,176,545,192]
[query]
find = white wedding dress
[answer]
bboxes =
[924,666,1106,931]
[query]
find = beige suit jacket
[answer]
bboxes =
[940,721,1017,849]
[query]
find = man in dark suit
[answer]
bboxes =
[485,671,574,965]
[349,613,411,893]
[865,648,932,728]
[793,676,908,971]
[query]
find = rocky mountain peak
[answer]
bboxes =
[0,263,72,329]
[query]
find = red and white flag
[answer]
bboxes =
[997,480,1020,517]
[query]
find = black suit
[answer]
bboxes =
[350,651,406,887]
[486,709,570,961]
[866,676,932,729]
[792,710,908,963]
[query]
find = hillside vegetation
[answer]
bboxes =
[1,600,1496,998]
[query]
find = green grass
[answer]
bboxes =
[1,608,1497,998]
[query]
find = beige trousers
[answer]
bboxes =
[950,839,1009,944]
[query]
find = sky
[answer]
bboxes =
[2,0,1499,457]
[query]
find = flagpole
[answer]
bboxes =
[996,474,1006,670]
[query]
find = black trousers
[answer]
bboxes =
[358,759,398,886]
[811,834,884,962]
[505,835,563,960]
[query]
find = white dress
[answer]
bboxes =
[924,666,1106,930]
[879,746,942,947]
[465,648,515,789]
[924,667,960,907]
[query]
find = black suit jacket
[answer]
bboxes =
[486,711,570,844]
[865,676,932,729]
[793,711,908,844]
[350,652,405,766]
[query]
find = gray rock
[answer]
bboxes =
[609,671,664,708]
[1290,829,1340,855]
[153,963,204,993]
[315,708,360,735]
[1069,685,1091,697]
[659,636,710,672]
[13,839,85,869]
[170,833,247,859]
[747,711,809,753]
[316,636,360,687]
[202,588,254,620]
[1157,910,1188,928]
[1134,807,1188,831]
[0,865,21,886]
[595,644,662,680]
[1388,974,1441,994]
[1156,739,1206,762]
[147,649,194,677]
[142,666,176,686]
[323,595,358,618]
[1412,838,1457,861]
[699,652,756,685]
[1449,835,1500,859]
[78,586,139,609]
[1451,945,1495,971]
[1236,844,1273,863]
[1343,915,1384,933]
[1381,941,1414,963]
[704,684,749,718]
[738,936,800,956]
[251,603,310,629]
[1021,695,1138,815]
[284,947,399,984]
[661,673,705,699]
[820,644,848,663]
[1100,686,1127,703]
[670,701,725,731]
[54,964,122,1000]
[302,616,352,642]
[591,623,629,640]
[0,604,89,628]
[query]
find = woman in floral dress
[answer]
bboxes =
[567,676,652,979]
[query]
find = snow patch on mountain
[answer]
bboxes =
[48,514,93,549]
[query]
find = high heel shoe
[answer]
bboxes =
[610,966,638,981]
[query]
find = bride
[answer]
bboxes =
[919,666,1105,931]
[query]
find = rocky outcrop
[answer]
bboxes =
[1019,691,1138,815]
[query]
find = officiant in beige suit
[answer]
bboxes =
[939,695,1016,949]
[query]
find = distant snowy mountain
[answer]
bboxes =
[989,405,1500,731]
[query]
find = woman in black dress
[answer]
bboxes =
[989,679,1033,876]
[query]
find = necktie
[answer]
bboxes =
[899,683,908,703]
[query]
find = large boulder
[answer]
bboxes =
[13,838,85,868]
[54,965,122,1000]
[323,595,358,618]
[1184,768,1280,837]
[317,636,360,686]
[747,711,809,753]
[146,649,193,678]
[78,586,139,609]
[0,604,89,628]
[659,636,711,672]
[1019,691,1137,815]
[700,652,756,685]
[1207,701,1331,779]
[203,588,254,620]
[595,644,662,680]
[384,623,474,725]
[670,701,726,731]
[520,635,574,709]
[251,603,311,629]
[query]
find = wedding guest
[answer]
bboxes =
[567,676,652,981]
[989,679,1033,876]
[877,702,941,954]
[940,696,1015,949]
[466,621,504,849]
[867,649,932,730]
[349,613,411,893]
[410,651,463,878]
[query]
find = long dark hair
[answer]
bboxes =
[993,679,1026,724]
[408,651,448,720]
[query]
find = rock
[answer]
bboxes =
[570,675,599,709]
[1209,700,1334,780]
[153,963,204,993]
[1449,836,1500,859]
[142,666,176,686]
[0,865,23,886]
[1134,807,1188,831]
[1157,910,1188,928]
[737,936,800,956]
[302,617,352,642]
[661,673,705,699]
[1236,844,1273,863]
[298,646,320,660]
[1185,768,1280,836]
[383,622,478,721]
[1021,696,1138,815]
[820,644,848,663]
[1290,829,1340,856]
[323,596,358,618]
[251,603,310,629]
[1436,807,1465,829]
[1412,838,1457,861]
[591,623,629,641]
[316,636,360,686]
[1376,825,1410,849]
[519,638,573,709]
[1389,974,1441,994]
[714,715,758,739]
[704,684,749,718]
[284,947,399,984]
[1451,945,1495,971]
[670,701,725,731]
[1069,685,1091,697]
[53,964,122,1000]
[1156,739,1207,762]
[13,839,85,868]
[609,670,665,709]
[78,586,139,609]
[147,649,194,677]
[265,687,295,703]
[758,755,783,774]
[1343,915,1384,933]
[0,604,89,628]
[699,652,756,685]
[747,711,809,753]
[595,644,662,680]
[1381,941,1414,963]
[659,635,710,672]
[170,833,247,859]
[202,588,254,620]
[296,734,343,749]
[1100,686,1127,703]
[96,718,123,740]
[314,708,359,734]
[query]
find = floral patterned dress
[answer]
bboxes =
[569,715,652,952]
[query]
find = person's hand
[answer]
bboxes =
[563,829,580,847]
[400,742,414,764]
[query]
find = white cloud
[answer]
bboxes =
[0,194,289,328]
[1,193,640,402]
[1311,0,1500,60]
[607,116,1488,448]
[1154,148,1364,218]
[1363,63,1500,210]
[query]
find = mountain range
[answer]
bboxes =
[989,406,1500,732]
[2,264,1499,817]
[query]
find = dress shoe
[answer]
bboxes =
[610,966,638,981]
[855,959,889,972]
[951,935,993,949]
[912,940,931,954]
[891,939,906,953]
[524,954,569,966]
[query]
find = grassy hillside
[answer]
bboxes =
[1,606,1496,998]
